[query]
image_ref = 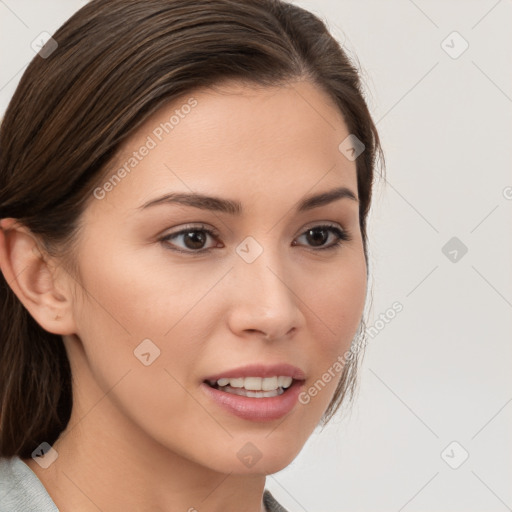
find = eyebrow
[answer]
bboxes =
[138,186,358,214]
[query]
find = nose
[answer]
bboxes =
[226,246,305,341]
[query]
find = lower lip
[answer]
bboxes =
[200,380,304,422]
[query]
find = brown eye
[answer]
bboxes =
[294,225,351,251]
[161,225,220,253]
[182,230,208,250]
[305,227,329,247]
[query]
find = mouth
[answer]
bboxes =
[204,375,295,398]
[200,364,306,421]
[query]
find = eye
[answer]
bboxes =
[160,224,221,253]
[160,223,351,254]
[293,224,352,251]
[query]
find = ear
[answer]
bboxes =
[0,218,76,335]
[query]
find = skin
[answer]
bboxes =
[0,79,367,512]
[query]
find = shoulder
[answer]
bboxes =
[0,456,59,511]
[263,489,289,512]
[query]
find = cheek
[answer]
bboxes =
[297,249,367,410]
[68,252,216,452]
[73,236,221,342]
[69,241,218,405]
[307,250,367,354]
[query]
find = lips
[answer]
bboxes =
[203,363,306,382]
[201,363,306,421]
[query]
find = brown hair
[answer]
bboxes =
[0,0,384,458]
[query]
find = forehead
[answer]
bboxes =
[88,80,357,216]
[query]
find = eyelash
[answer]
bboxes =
[160,223,352,255]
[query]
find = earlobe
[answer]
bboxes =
[0,217,76,335]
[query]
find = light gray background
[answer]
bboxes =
[1,1,511,511]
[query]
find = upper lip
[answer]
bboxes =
[203,363,306,382]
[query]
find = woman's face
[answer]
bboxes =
[63,80,367,474]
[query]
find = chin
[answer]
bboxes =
[209,450,302,476]
[203,430,310,476]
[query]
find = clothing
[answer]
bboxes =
[263,489,289,512]
[0,456,58,511]
[0,456,288,511]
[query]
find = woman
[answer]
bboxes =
[0,0,383,510]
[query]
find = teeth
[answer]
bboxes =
[244,377,262,390]
[213,375,293,391]
[228,377,244,388]
[262,376,278,391]
[278,376,293,388]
